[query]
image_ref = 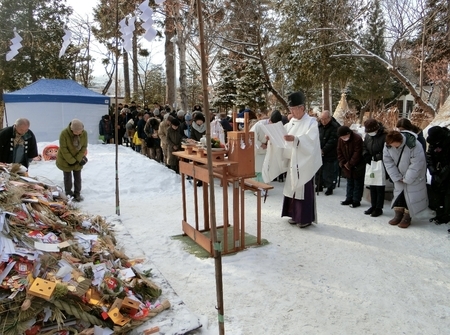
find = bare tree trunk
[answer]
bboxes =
[165,0,176,107]
[322,78,331,111]
[123,50,131,102]
[178,36,189,112]
[28,2,37,82]
[132,31,139,101]
[83,25,92,87]
[255,29,288,110]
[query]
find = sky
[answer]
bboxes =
[27,139,450,334]
[65,0,165,92]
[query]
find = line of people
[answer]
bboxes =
[335,118,450,228]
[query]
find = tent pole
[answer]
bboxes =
[196,1,225,334]
[114,0,121,216]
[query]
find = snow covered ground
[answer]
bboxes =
[30,143,450,335]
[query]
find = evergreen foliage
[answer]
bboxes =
[212,53,237,111]
[0,0,73,96]
[275,0,363,106]
[142,64,166,105]
[348,0,397,106]
[235,57,267,109]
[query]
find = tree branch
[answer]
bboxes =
[211,40,260,61]
[217,35,259,47]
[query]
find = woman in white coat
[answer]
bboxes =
[383,130,428,228]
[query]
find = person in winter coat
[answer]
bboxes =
[426,126,450,224]
[166,118,183,173]
[337,126,366,208]
[190,113,206,142]
[158,114,173,165]
[0,118,38,169]
[136,112,149,156]
[383,130,427,228]
[56,119,88,202]
[99,115,114,144]
[132,131,142,153]
[396,118,427,154]
[125,118,135,149]
[144,117,162,162]
[316,110,340,195]
[183,113,193,139]
[362,118,387,217]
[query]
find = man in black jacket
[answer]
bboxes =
[426,126,450,224]
[316,110,340,195]
[0,118,38,169]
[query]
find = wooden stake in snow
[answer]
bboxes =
[196,1,225,334]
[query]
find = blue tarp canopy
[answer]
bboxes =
[3,79,109,105]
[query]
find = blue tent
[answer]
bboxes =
[4,79,110,143]
[4,79,109,105]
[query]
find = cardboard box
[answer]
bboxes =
[28,278,56,300]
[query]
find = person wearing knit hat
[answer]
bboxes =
[337,125,365,208]
[262,89,322,228]
[426,126,450,224]
[337,126,352,137]
[426,126,448,145]
[363,118,387,217]
[56,119,88,202]
[70,119,84,132]
[364,118,380,135]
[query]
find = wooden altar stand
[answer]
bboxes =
[173,122,272,256]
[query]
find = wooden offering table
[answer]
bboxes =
[173,146,272,256]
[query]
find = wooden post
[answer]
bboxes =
[196,1,225,334]
[114,0,120,216]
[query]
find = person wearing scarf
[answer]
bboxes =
[190,113,206,141]
[56,119,88,202]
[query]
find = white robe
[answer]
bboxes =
[250,119,270,173]
[262,114,322,199]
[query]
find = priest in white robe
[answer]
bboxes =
[262,91,322,228]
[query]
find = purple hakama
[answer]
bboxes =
[281,179,315,224]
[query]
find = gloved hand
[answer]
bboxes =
[79,156,88,166]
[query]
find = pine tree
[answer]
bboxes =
[235,57,266,110]
[0,0,73,97]
[143,64,166,105]
[348,0,396,113]
[212,53,237,112]
[276,0,363,110]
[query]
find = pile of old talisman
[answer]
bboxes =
[0,163,169,335]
